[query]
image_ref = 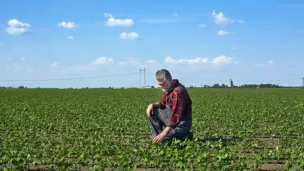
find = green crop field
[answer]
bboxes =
[0,88,304,170]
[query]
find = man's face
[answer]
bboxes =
[157,79,170,92]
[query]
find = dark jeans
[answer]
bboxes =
[149,107,192,141]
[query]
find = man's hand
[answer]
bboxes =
[154,132,166,144]
[146,104,153,118]
[153,126,172,144]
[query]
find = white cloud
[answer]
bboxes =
[212,11,233,25]
[104,13,134,27]
[188,58,209,64]
[217,30,230,36]
[58,21,77,29]
[104,13,113,18]
[93,57,114,65]
[212,55,233,65]
[199,24,207,28]
[68,36,74,40]
[51,62,58,68]
[20,57,26,60]
[7,27,28,35]
[6,19,30,35]
[165,56,208,64]
[8,19,30,28]
[119,32,139,40]
[164,55,234,67]
[212,11,244,25]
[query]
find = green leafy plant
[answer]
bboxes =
[0,88,303,170]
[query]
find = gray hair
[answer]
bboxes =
[155,69,172,81]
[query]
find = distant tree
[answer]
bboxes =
[212,83,220,88]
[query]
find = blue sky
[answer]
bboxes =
[0,0,304,88]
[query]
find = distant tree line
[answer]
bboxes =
[192,83,303,88]
[0,86,27,89]
[237,84,280,88]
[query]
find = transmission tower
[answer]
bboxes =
[139,67,146,88]
[144,67,146,87]
[139,69,141,88]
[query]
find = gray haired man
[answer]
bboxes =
[146,69,193,145]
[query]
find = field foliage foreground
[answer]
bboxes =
[0,88,304,170]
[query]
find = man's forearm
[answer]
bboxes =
[162,126,173,136]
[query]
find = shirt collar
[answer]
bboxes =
[165,79,179,95]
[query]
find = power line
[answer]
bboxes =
[0,71,139,82]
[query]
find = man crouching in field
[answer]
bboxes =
[146,69,193,145]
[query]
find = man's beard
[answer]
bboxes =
[161,84,170,92]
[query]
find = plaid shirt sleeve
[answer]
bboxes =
[166,88,186,128]
[158,93,167,110]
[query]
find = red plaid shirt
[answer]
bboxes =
[158,79,192,128]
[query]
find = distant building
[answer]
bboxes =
[228,78,234,88]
